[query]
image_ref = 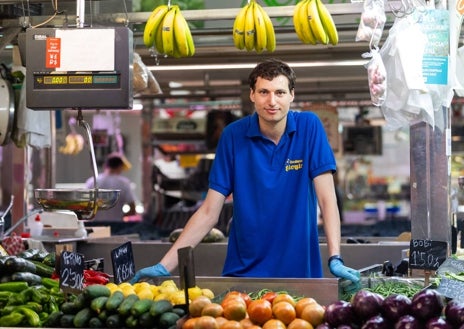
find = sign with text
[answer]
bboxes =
[111,242,135,284]
[409,239,447,270]
[437,277,464,302]
[59,251,85,293]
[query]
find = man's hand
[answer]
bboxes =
[329,257,361,294]
[130,263,170,284]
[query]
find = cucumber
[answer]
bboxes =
[43,310,63,327]
[83,284,111,300]
[117,293,139,316]
[42,253,56,267]
[125,314,139,328]
[73,307,93,328]
[131,298,155,316]
[172,305,187,317]
[150,299,174,317]
[90,296,109,314]
[106,313,122,328]
[89,316,104,328]
[139,311,156,328]
[61,301,80,315]
[73,293,88,310]
[60,314,75,327]
[159,311,181,329]
[105,290,125,311]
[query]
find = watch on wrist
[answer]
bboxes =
[328,255,344,267]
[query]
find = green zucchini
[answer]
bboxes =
[105,290,125,311]
[90,296,109,314]
[73,307,93,328]
[117,293,139,316]
[106,313,122,328]
[83,284,111,300]
[30,260,55,277]
[4,257,36,274]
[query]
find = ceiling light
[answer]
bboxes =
[147,60,367,71]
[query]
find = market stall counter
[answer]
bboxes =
[76,237,410,279]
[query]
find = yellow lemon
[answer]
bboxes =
[118,282,133,290]
[137,288,155,300]
[170,290,187,305]
[154,293,170,301]
[150,285,160,297]
[188,286,203,300]
[201,288,215,299]
[159,285,178,295]
[134,281,151,293]
[160,279,178,288]
[121,285,136,297]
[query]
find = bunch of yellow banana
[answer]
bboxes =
[143,4,195,58]
[293,0,338,45]
[232,0,276,53]
[59,133,85,155]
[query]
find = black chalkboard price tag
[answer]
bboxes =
[59,251,85,294]
[409,239,448,270]
[111,241,135,284]
[437,277,464,303]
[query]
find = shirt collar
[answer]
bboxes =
[246,111,297,138]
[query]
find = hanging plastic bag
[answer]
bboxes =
[356,0,386,48]
[363,48,387,106]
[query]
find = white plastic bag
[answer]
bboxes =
[363,49,387,106]
[356,0,386,48]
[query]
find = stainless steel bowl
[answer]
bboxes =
[34,188,120,220]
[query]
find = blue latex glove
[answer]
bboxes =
[130,263,170,284]
[329,258,361,294]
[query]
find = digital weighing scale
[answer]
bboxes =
[24,26,133,109]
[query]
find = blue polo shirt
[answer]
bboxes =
[209,111,336,278]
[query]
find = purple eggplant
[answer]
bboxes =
[444,300,464,326]
[315,324,332,329]
[411,289,445,321]
[425,316,452,329]
[351,290,384,321]
[360,315,389,329]
[394,315,422,329]
[324,300,356,327]
[382,293,412,322]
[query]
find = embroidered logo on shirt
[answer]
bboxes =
[285,159,303,172]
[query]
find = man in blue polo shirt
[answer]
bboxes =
[131,59,360,292]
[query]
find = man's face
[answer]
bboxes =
[250,75,295,125]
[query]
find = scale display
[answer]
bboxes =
[24,27,133,110]
[34,73,120,89]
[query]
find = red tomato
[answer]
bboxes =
[261,291,278,304]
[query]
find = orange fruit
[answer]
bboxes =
[215,317,228,328]
[190,296,213,317]
[247,299,273,325]
[287,318,314,329]
[195,316,220,329]
[202,303,224,317]
[272,301,296,325]
[262,319,286,329]
[183,317,198,329]
[299,303,325,327]
[294,298,317,318]
[272,293,296,307]
[240,318,255,329]
[223,299,247,321]
[220,320,242,329]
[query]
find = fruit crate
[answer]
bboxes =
[153,276,340,306]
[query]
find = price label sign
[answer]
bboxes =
[111,241,135,284]
[409,239,448,270]
[59,251,85,293]
[437,277,464,302]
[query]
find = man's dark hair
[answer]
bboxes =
[248,59,296,91]
[106,154,124,169]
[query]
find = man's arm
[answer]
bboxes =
[314,172,341,258]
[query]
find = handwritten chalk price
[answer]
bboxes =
[409,239,447,270]
[111,242,135,284]
[59,251,85,293]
